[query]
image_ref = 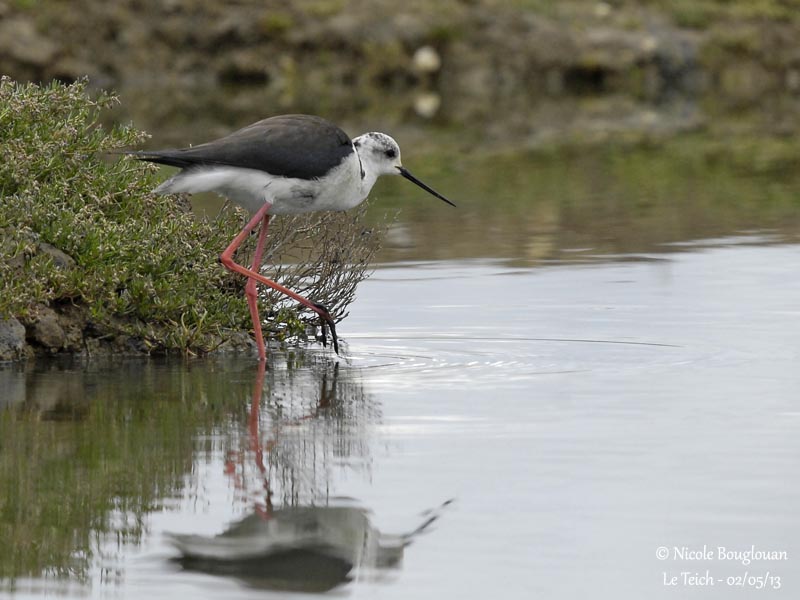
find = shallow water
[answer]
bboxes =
[3,236,800,598]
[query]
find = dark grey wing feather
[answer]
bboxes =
[130,115,354,180]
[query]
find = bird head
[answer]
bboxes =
[353,132,402,176]
[353,132,455,207]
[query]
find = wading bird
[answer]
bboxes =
[129,115,455,360]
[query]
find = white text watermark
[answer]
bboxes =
[656,545,787,590]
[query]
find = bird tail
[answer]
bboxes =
[121,150,196,169]
[400,498,455,544]
[114,150,195,195]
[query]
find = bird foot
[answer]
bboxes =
[311,302,339,355]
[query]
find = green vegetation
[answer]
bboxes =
[497,0,800,28]
[257,10,294,36]
[0,78,244,348]
[0,78,384,355]
[642,0,800,28]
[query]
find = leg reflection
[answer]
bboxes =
[248,362,273,518]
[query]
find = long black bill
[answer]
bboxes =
[398,166,456,207]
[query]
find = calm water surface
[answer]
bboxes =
[2,130,800,598]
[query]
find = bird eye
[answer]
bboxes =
[385,148,397,159]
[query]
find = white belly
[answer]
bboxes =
[154,153,368,215]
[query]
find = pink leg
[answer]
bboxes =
[220,202,339,358]
[221,203,272,361]
[245,213,271,360]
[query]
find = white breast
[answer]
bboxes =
[154,152,368,216]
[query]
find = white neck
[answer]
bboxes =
[357,152,384,200]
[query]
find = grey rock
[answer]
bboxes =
[214,331,257,355]
[0,317,26,361]
[27,306,66,351]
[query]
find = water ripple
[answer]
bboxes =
[339,334,700,389]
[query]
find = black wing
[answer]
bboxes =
[129,115,354,180]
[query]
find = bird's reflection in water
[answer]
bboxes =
[167,499,450,592]
[168,355,451,592]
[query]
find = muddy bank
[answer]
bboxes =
[0,310,256,362]
[0,233,256,361]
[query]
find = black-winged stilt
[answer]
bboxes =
[129,114,455,360]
